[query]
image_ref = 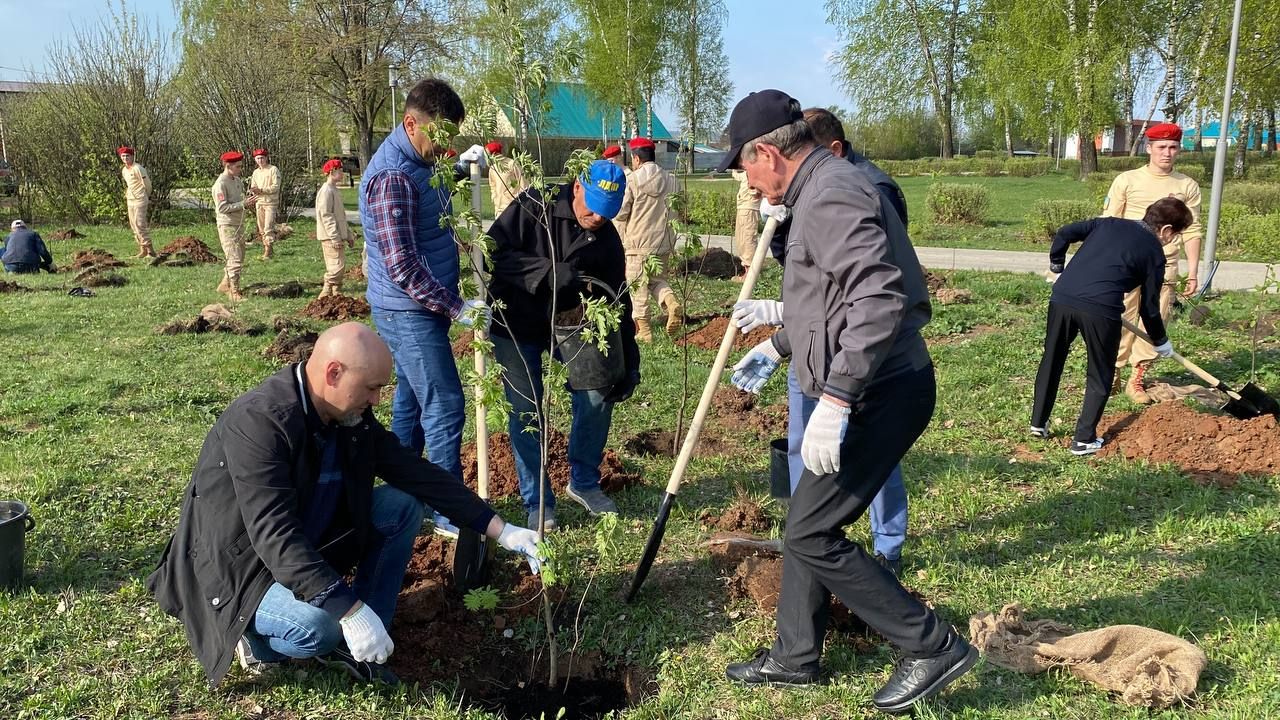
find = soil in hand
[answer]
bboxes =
[678,316,775,351]
[247,281,308,298]
[158,304,264,336]
[460,429,641,500]
[48,228,86,241]
[300,294,370,321]
[677,248,743,279]
[66,249,125,273]
[0,280,29,293]
[623,428,730,458]
[1097,401,1280,486]
[158,236,220,263]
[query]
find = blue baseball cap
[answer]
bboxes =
[578,160,627,219]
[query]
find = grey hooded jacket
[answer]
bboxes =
[770,148,932,402]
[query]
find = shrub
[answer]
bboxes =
[926,183,990,224]
[1246,163,1280,182]
[1025,200,1099,242]
[879,160,913,177]
[1086,172,1120,204]
[1216,203,1255,247]
[1005,158,1052,177]
[1097,156,1146,172]
[1176,165,1206,184]
[1232,214,1280,260]
[976,159,1004,177]
[1223,182,1280,215]
[974,149,1001,159]
[680,188,735,235]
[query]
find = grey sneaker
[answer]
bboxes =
[527,507,558,533]
[1029,425,1048,438]
[236,636,283,677]
[564,485,618,515]
[1070,438,1104,456]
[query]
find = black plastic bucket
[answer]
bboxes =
[0,500,35,592]
[769,438,791,499]
[553,276,627,391]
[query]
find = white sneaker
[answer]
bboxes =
[1069,438,1104,456]
[1029,425,1048,438]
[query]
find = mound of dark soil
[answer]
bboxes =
[710,386,787,436]
[924,268,947,292]
[622,428,730,458]
[460,430,641,500]
[158,236,220,264]
[0,280,29,293]
[158,305,264,336]
[79,271,127,288]
[300,294,370,321]
[48,228,86,241]
[263,328,319,363]
[452,330,475,359]
[677,248,743,279]
[678,316,775,351]
[703,496,771,533]
[66,248,125,273]
[1097,401,1280,485]
[247,281,307,298]
[346,263,366,281]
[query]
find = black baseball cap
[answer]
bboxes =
[716,89,804,172]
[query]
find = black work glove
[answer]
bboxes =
[604,370,641,404]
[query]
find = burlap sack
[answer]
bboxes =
[970,604,1207,709]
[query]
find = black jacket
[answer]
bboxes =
[1,227,53,269]
[486,184,640,376]
[1049,217,1169,343]
[146,365,495,685]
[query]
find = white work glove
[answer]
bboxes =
[458,144,487,169]
[1153,339,1174,358]
[732,299,784,334]
[731,339,783,394]
[339,602,394,664]
[456,298,491,333]
[497,523,543,574]
[801,396,851,475]
[759,198,790,223]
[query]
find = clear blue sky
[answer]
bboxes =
[0,0,849,127]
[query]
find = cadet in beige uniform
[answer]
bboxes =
[212,151,257,301]
[730,169,761,280]
[484,141,527,217]
[315,158,354,298]
[119,146,156,258]
[1101,122,1202,403]
[250,149,282,260]
[612,137,683,342]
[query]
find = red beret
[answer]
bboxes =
[252,148,269,158]
[117,146,134,156]
[602,145,622,159]
[628,137,655,151]
[1145,123,1183,142]
[485,141,504,154]
[444,149,458,158]
[220,151,244,164]
[322,158,343,174]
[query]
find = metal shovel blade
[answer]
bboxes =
[454,528,493,594]
[625,492,675,604]
[1238,382,1280,419]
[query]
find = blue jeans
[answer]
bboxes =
[243,485,424,661]
[4,263,38,274]
[787,364,908,560]
[372,308,465,486]
[491,333,614,512]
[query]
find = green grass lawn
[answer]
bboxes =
[4,218,1278,719]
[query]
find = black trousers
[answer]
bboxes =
[1030,302,1121,443]
[772,364,949,670]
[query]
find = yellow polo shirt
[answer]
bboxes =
[1101,166,1202,281]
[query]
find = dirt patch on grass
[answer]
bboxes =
[935,287,973,305]
[346,262,366,282]
[924,268,948,292]
[77,270,127,287]
[65,248,125,273]
[1097,401,1280,485]
[927,323,1001,346]
[622,428,730,458]
[48,228,86,241]
[0,280,29,293]
[157,236,220,264]
[460,430,641,501]
[247,281,308,298]
[702,496,771,533]
[263,330,318,363]
[299,294,370,321]
[1229,311,1280,340]
[158,304,265,336]
[710,386,787,436]
[678,315,775,351]
[676,248,743,279]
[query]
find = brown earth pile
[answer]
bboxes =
[710,385,787,436]
[346,263,366,281]
[300,294,370,321]
[263,328,319,363]
[623,428,730,458]
[158,304,264,336]
[679,316,775,351]
[248,281,307,298]
[0,280,28,293]
[158,236,220,264]
[1097,401,1280,485]
[677,248,743,279]
[924,268,947,292]
[460,430,641,500]
[935,287,973,305]
[703,496,771,533]
[452,330,475,359]
[78,271,127,288]
[48,228,86,241]
[66,249,124,272]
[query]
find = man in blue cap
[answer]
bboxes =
[483,160,641,531]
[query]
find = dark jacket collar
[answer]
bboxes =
[551,183,578,220]
[291,363,326,434]
[783,147,832,207]
[385,125,431,172]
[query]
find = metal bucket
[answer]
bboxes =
[0,500,35,592]
[553,276,627,391]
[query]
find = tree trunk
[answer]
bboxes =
[356,114,375,170]
[1118,57,1134,154]
[1130,74,1171,156]
[1233,109,1249,178]
[1004,106,1013,158]
[1268,107,1277,156]
[1161,10,1179,122]
[1194,104,1205,153]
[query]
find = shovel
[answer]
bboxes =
[1121,318,1280,420]
[626,215,782,603]
[455,162,496,593]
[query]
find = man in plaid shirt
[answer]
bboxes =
[360,77,490,538]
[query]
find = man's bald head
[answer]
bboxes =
[305,322,393,425]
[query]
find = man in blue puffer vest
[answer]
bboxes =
[360,77,490,538]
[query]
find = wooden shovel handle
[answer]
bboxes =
[470,163,489,499]
[662,216,781,495]
[1120,318,1243,400]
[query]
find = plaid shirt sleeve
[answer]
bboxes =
[366,171,464,318]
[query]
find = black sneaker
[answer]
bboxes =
[872,632,979,714]
[875,553,902,577]
[317,646,401,686]
[725,648,819,687]
[1069,438,1104,456]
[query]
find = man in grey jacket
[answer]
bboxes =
[718,90,977,714]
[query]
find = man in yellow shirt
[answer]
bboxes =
[250,148,282,260]
[119,146,156,259]
[730,169,761,281]
[485,141,526,217]
[212,151,258,301]
[1100,122,1202,404]
[315,158,355,298]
